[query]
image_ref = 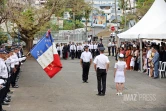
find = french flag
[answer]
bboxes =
[30,30,62,78]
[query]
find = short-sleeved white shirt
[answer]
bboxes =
[114,61,127,71]
[0,58,8,78]
[80,51,92,62]
[93,54,110,69]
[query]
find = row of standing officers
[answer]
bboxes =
[0,46,26,111]
[56,41,104,59]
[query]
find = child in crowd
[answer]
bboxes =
[130,55,135,71]
[114,54,127,96]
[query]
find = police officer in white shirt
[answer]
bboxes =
[0,78,6,111]
[107,40,112,56]
[94,47,110,96]
[77,43,83,59]
[90,41,97,58]
[0,50,11,106]
[10,47,20,88]
[56,44,61,56]
[70,42,76,60]
[80,45,92,83]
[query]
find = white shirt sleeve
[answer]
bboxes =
[80,53,84,59]
[90,53,92,59]
[114,63,117,68]
[106,57,110,63]
[93,56,98,64]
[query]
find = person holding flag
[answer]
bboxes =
[30,30,62,78]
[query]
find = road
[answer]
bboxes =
[4,56,166,111]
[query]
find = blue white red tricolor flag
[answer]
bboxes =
[30,30,62,78]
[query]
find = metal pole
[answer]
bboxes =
[73,12,75,41]
[124,2,127,30]
[139,34,143,72]
[92,0,93,37]
[115,0,118,41]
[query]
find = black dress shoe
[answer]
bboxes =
[7,95,11,98]
[96,93,101,96]
[4,99,11,102]
[8,91,13,94]
[2,101,9,105]
[100,94,105,96]
[12,85,19,88]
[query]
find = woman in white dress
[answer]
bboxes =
[114,54,127,96]
[130,55,135,71]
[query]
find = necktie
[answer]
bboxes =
[5,63,10,76]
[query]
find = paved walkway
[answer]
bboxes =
[4,56,166,111]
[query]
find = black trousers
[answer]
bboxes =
[11,65,20,87]
[108,47,111,56]
[6,77,11,93]
[0,84,6,103]
[97,68,107,94]
[57,51,60,56]
[71,50,75,59]
[0,87,6,111]
[96,50,100,56]
[77,50,82,59]
[82,62,90,82]
[134,58,139,71]
[112,47,115,56]
[11,71,15,87]
[91,49,96,58]
[75,51,78,58]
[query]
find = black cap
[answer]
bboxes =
[0,49,7,54]
[99,47,105,51]
[84,45,89,48]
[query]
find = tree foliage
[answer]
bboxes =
[5,0,66,51]
[136,0,154,17]
[0,0,7,24]
[120,0,154,29]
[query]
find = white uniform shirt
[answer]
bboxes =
[11,53,19,65]
[0,58,8,78]
[18,51,22,58]
[111,43,115,47]
[147,49,152,59]
[93,54,110,69]
[70,45,76,52]
[82,44,85,48]
[108,42,112,47]
[5,58,12,74]
[77,45,83,51]
[0,79,5,84]
[90,44,97,50]
[121,44,124,48]
[57,46,61,51]
[87,37,91,42]
[80,51,92,62]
